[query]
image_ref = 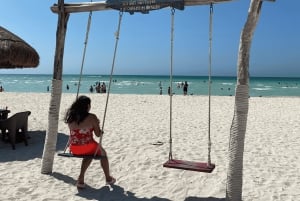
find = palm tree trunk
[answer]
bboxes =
[41,0,69,174]
[226,0,264,200]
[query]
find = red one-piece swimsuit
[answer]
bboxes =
[69,128,101,155]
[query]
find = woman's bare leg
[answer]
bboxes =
[100,148,115,183]
[78,158,93,184]
[101,157,111,181]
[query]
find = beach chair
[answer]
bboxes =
[0,111,31,150]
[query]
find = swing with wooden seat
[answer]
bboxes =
[57,5,124,160]
[163,3,215,173]
[57,1,217,167]
[56,0,193,160]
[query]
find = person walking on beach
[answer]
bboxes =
[64,96,115,188]
[183,81,188,95]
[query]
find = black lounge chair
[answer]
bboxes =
[0,111,31,149]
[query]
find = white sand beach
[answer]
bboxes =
[0,92,299,201]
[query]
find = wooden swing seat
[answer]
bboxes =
[163,159,215,173]
[57,152,104,160]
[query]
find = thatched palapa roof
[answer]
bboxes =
[0,26,39,68]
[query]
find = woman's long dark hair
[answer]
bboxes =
[64,96,91,125]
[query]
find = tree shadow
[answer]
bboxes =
[0,130,69,162]
[51,172,171,201]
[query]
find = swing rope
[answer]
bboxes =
[76,2,93,99]
[164,4,215,172]
[99,10,123,146]
[61,7,93,155]
[59,10,124,159]
[207,2,213,166]
[168,7,175,160]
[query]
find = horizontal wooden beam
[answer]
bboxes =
[185,0,234,6]
[51,1,109,13]
[51,0,235,14]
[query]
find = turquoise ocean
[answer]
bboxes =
[0,74,299,97]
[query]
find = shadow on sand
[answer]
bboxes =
[0,130,69,162]
[184,197,226,201]
[1,131,225,201]
[52,172,170,201]
[51,172,225,201]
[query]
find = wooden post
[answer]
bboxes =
[41,0,69,174]
[226,0,266,200]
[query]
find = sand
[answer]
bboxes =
[0,92,299,201]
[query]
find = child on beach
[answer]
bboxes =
[64,95,115,188]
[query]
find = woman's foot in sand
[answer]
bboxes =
[76,176,86,189]
[106,176,116,185]
[76,181,86,189]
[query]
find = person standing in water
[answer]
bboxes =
[183,81,188,95]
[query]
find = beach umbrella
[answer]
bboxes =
[0,26,39,68]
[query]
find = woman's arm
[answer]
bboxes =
[91,114,102,137]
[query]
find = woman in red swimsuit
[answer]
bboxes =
[64,95,115,188]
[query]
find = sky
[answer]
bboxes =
[0,0,299,77]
